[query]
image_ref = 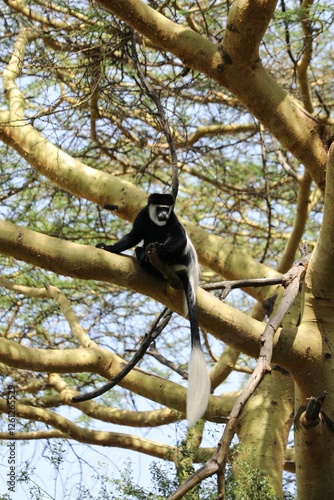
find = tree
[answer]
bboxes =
[0,0,333,498]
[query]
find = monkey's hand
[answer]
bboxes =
[146,242,159,250]
[96,242,120,254]
[147,242,164,257]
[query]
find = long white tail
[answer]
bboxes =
[187,344,211,427]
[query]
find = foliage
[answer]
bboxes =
[225,446,280,500]
[14,448,292,500]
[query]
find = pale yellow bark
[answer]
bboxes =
[238,369,294,497]
[292,145,334,498]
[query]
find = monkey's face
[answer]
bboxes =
[147,193,174,226]
[148,203,173,226]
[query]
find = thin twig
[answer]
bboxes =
[129,29,179,199]
[202,276,283,299]
[146,344,188,379]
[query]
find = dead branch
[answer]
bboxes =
[72,307,172,403]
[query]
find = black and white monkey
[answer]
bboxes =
[89,193,210,426]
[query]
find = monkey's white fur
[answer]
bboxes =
[185,236,200,306]
[187,344,211,427]
[184,235,210,426]
[171,235,200,314]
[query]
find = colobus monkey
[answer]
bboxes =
[80,194,210,426]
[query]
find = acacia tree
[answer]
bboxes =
[0,0,333,498]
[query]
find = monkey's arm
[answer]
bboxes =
[96,209,147,254]
[96,227,143,253]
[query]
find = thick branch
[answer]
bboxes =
[0,219,266,360]
[307,143,334,293]
[0,336,189,417]
[0,398,176,459]
[278,169,313,272]
[48,373,180,427]
[2,28,38,118]
[296,0,315,113]
[187,123,258,146]
[0,109,147,219]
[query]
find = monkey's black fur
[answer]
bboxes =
[99,194,190,273]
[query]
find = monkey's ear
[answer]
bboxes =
[102,203,119,211]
